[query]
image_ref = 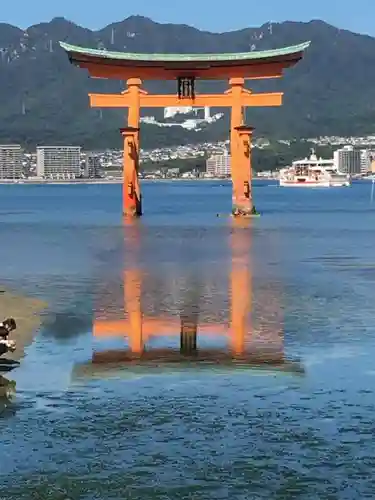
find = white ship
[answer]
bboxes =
[279,151,351,187]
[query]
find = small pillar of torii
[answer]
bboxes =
[232,125,256,216]
[59,41,310,217]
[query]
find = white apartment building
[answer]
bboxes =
[206,151,231,176]
[36,146,81,179]
[0,145,23,179]
[164,107,192,119]
[360,149,371,174]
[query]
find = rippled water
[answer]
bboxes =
[1,180,375,498]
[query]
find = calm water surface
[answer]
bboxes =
[0,180,375,499]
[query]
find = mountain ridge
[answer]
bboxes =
[0,16,375,149]
[3,16,371,39]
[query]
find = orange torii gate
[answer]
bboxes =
[60,41,310,217]
[91,219,285,365]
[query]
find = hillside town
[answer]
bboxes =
[0,135,375,182]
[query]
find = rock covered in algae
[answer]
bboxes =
[0,375,16,399]
[0,288,47,361]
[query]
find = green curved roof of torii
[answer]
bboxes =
[59,41,310,63]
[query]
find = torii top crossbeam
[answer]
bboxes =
[59,41,310,80]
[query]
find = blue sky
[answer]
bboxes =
[2,0,375,35]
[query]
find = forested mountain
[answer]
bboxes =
[0,16,374,149]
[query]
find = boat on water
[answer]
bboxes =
[279,151,351,187]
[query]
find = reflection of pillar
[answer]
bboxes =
[122,77,143,217]
[230,219,252,355]
[229,218,285,361]
[124,269,143,354]
[123,217,143,354]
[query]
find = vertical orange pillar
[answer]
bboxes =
[122,78,142,217]
[120,127,141,217]
[235,125,255,215]
[229,219,252,355]
[229,79,256,217]
[230,77,244,216]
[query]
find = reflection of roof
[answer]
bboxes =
[60,41,310,65]
[71,349,305,380]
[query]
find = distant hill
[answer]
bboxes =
[1,16,375,149]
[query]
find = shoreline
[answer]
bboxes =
[0,177,277,186]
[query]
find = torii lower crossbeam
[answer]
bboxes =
[90,78,282,217]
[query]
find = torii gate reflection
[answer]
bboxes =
[83,219,303,374]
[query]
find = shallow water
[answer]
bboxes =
[0,180,375,498]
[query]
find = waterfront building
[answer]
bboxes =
[85,153,102,178]
[36,146,81,179]
[0,144,22,179]
[206,151,231,177]
[360,149,371,174]
[333,146,361,175]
